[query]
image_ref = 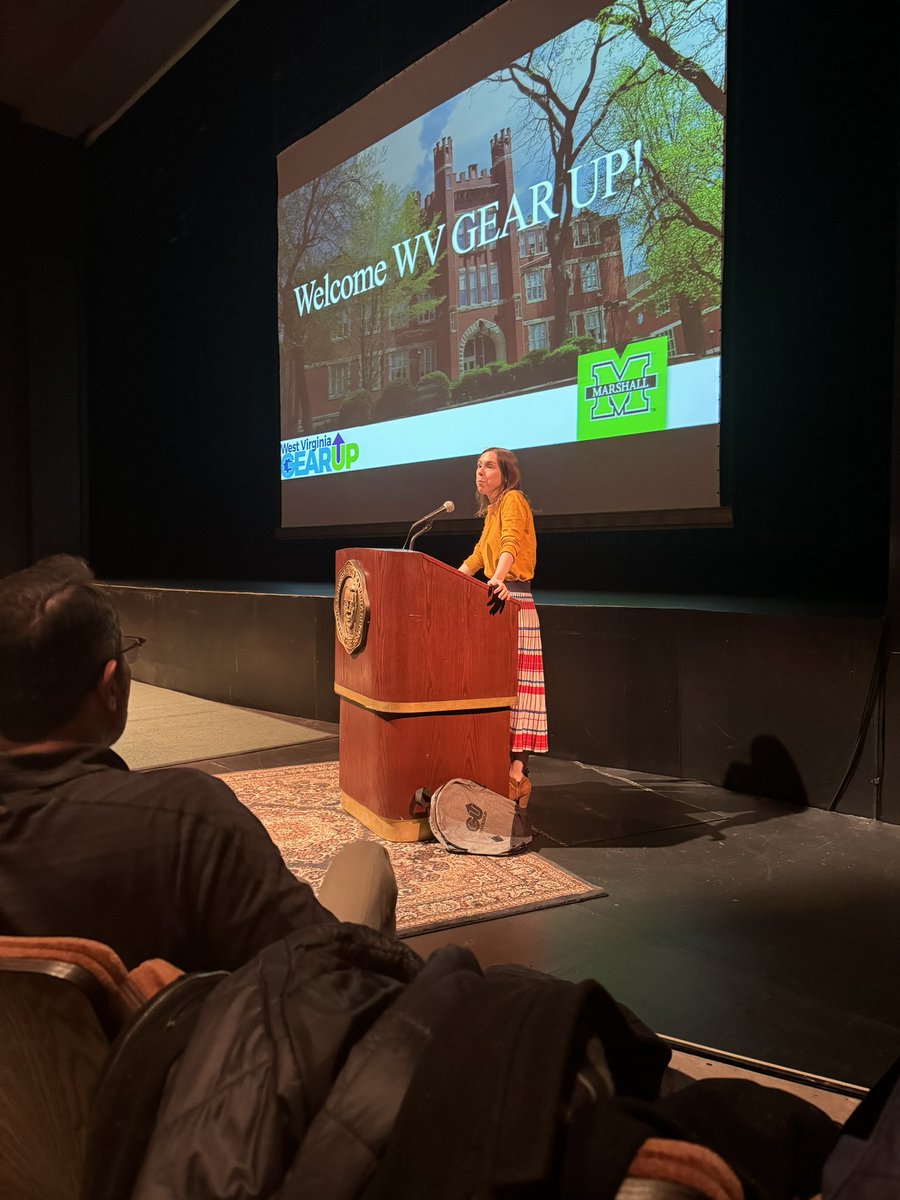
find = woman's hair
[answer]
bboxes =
[476,447,522,515]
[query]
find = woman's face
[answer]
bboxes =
[476,451,503,503]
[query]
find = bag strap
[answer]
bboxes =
[409,787,432,819]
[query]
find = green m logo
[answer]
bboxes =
[577,336,668,440]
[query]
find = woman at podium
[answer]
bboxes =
[459,448,548,806]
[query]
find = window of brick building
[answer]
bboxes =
[518,227,547,258]
[328,361,350,399]
[417,289,436,324]
[580,260,599,292]
[490,262,499,302]
[418,345,436,375]
[333,309,350,340]
[573,216,599,248]
[524,269,545,303]
[526,321,549,351]
[387,350,409,381]
[458,268,467,307]
[584,307,605,343]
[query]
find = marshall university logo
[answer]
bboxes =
[577,336,668,440]
[334,560,370,656]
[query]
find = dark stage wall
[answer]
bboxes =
[105,583,883,819]
[0,108,85,575]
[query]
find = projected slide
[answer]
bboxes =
[277,0,726,531]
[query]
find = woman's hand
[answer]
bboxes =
[486,575,510,602]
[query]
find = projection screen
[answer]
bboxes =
[277,0,726,532]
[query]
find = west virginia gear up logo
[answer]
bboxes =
[576,336,668,440]
[281,431,361,479]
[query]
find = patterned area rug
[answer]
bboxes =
[221,762,606,936]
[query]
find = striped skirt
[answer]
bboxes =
[511,593,548,754]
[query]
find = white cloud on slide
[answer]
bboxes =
[367,75,524,200]
[372,115,429,195]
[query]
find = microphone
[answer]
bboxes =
[413,500,455,526]
[403,500,455,550]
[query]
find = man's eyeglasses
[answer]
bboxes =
[120,635,146,662]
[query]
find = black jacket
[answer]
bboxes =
[131,923,426,1198]
[130,922,672,1199]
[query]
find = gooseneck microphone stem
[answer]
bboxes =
[402,500,455,550]
[407,523,433,553]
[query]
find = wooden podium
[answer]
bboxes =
[334,548,518,840]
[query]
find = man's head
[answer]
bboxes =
[0,556,129,747]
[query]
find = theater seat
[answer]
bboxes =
[0,937,191,1200]
[83,967,227,1200]
[624,1139,744,1199]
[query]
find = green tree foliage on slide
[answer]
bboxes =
[279,161,442,434]
[595,0,725,310]
[334,183,442,396]
[487,0,724,346]
[278,153,379,436]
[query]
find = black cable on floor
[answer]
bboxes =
[828,615,890,814]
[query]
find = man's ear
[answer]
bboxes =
[97,658,120,712]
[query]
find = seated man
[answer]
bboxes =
[0,556,396,971]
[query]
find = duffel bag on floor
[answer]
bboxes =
[428,778,532,855]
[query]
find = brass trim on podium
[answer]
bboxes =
[340,791,433,842]
[334,682,517,714]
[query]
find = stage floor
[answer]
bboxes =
[178,724,900,1092]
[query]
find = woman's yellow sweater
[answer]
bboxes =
[463,489,536,581]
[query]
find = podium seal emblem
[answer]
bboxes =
[334,559,370,655]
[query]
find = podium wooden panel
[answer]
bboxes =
[334,548,518,840]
